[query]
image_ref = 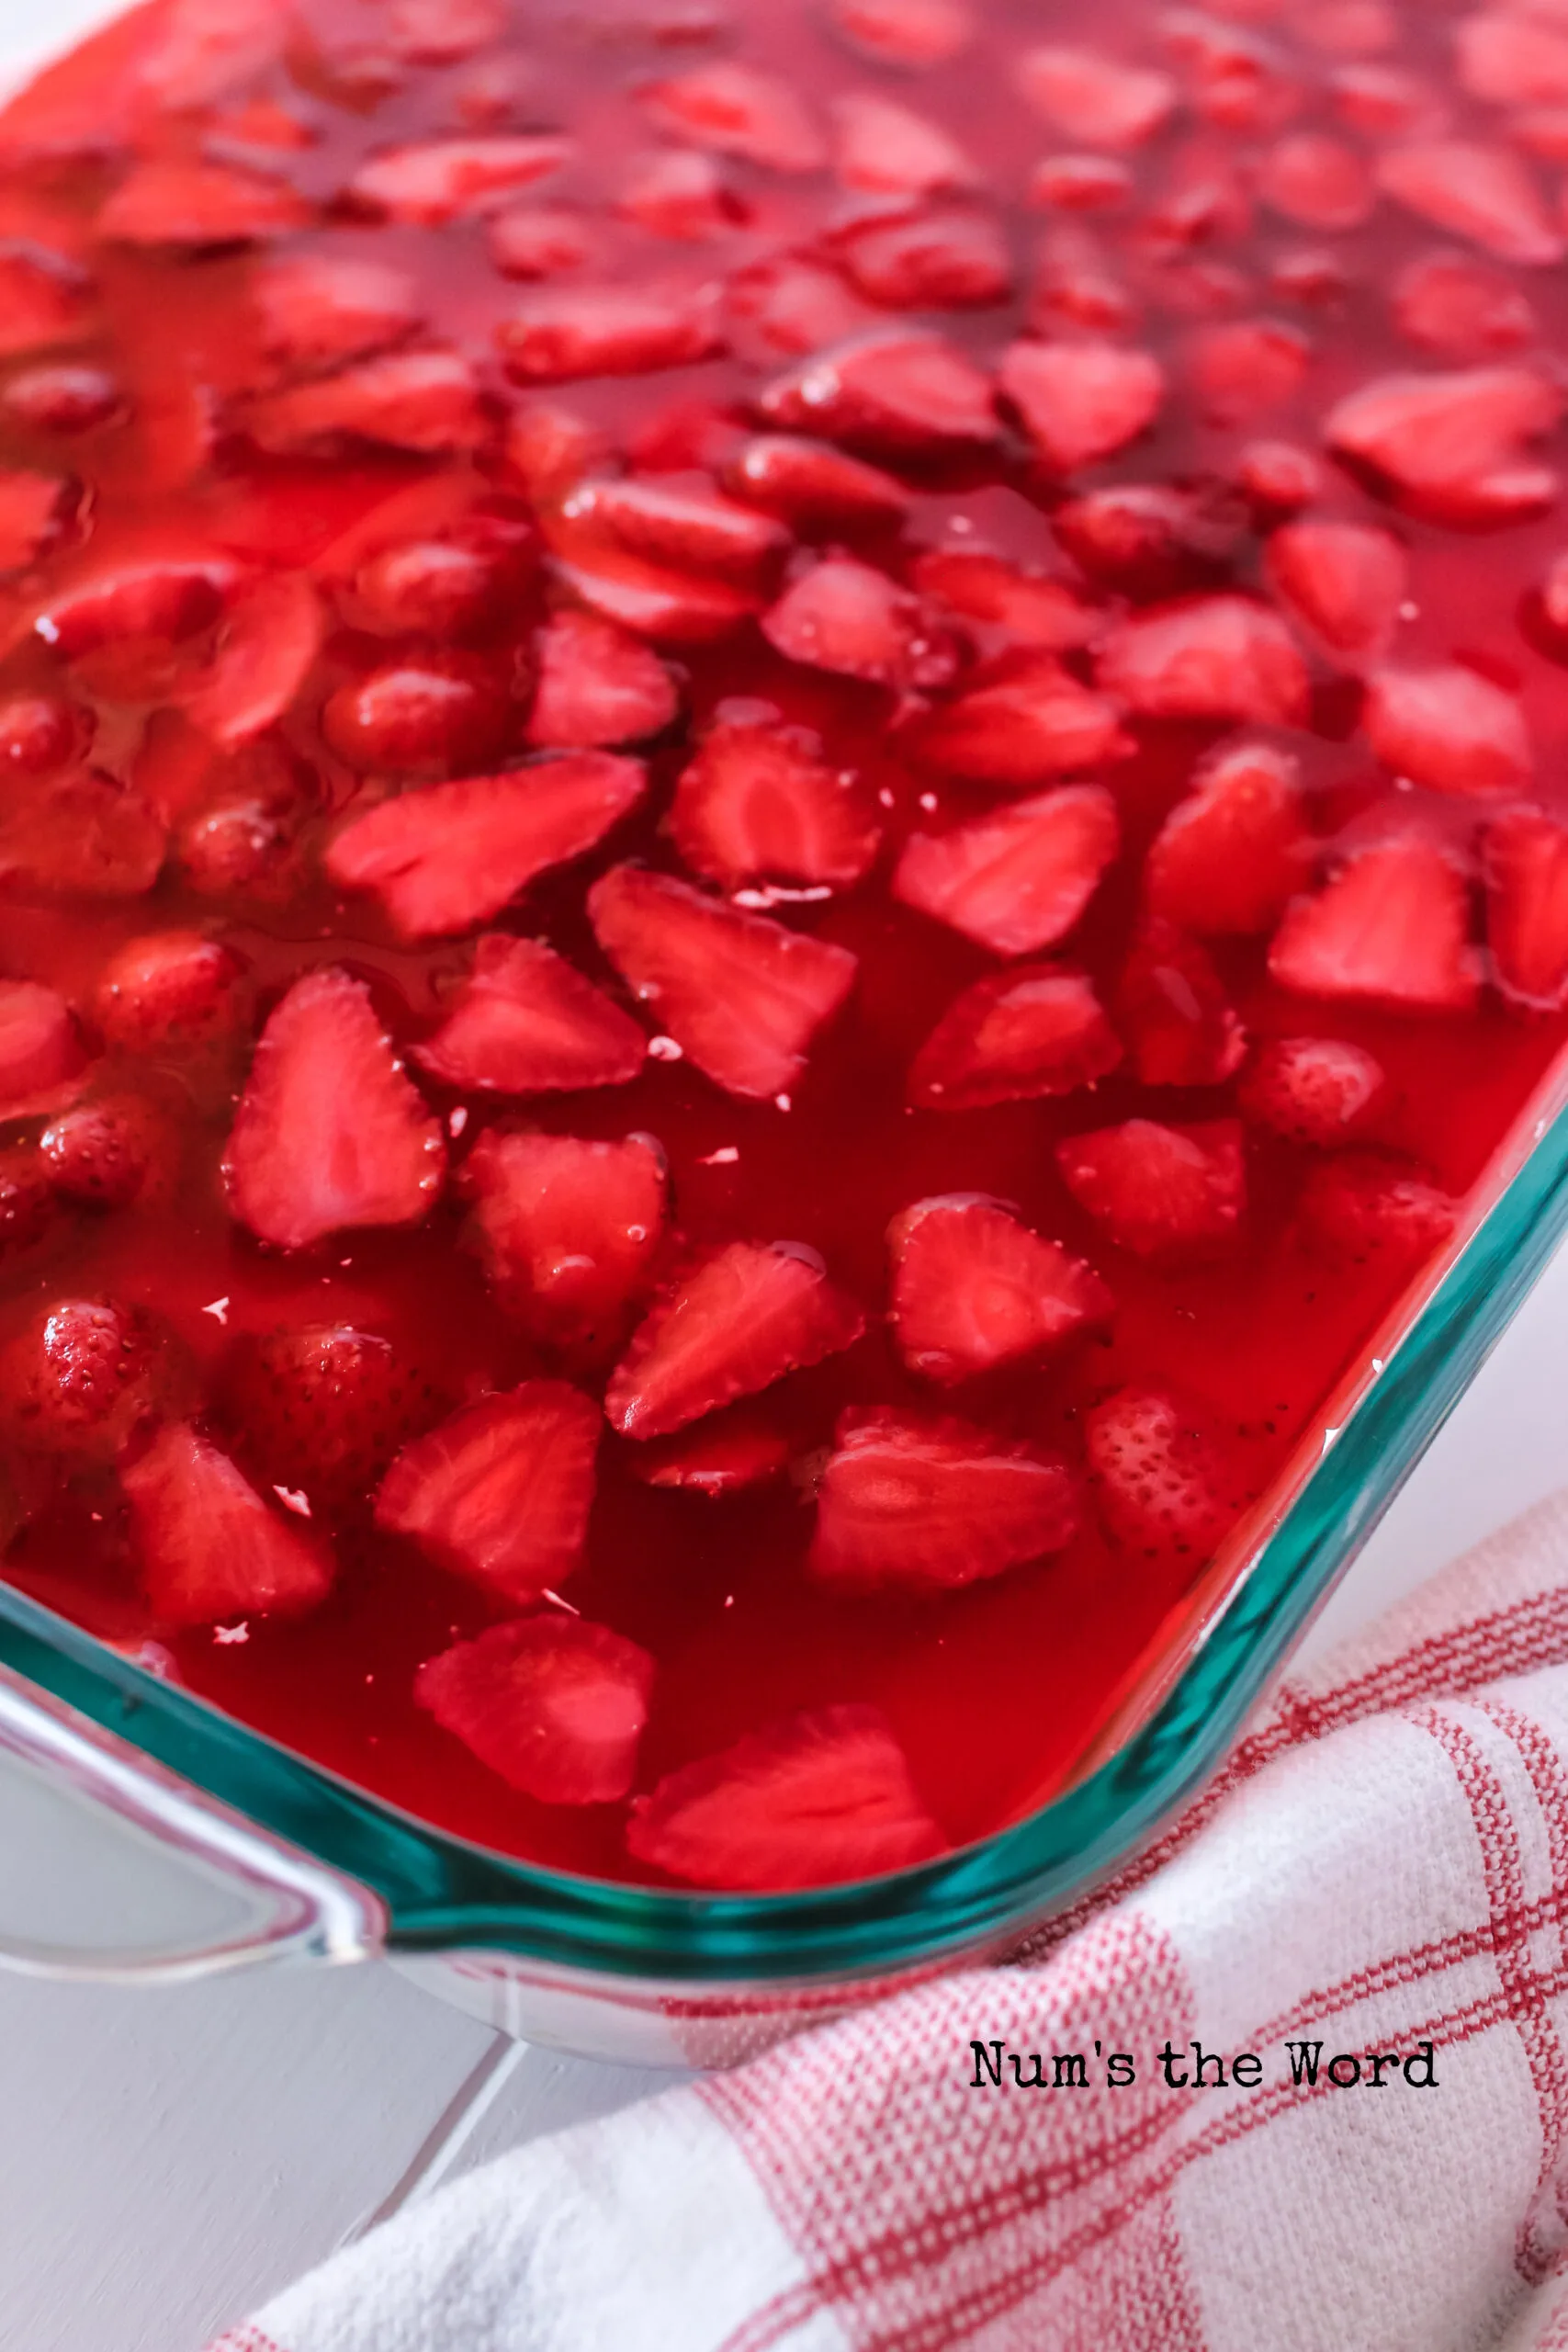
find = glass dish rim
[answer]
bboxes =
[1,1097,1565,1988]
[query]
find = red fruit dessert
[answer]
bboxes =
[2,0,1568,1896]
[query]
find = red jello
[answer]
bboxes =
[0,0,1566,1894]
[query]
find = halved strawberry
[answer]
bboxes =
[1265,519,1407,660]
[123,1421,333,1628]
[325,754,647,941]
[39,1095,167,1211]
[220,1323,446,1516]
[496,288,716,382]
[761,555,956,691]
[830,0,973,68]
[831,93,975,194]
[999,337,1165,472]
[1325,366,1562,525]
[638,62,825,173]
[833,206,1012,309]
[178,574,323,746]
[0,769,165,899]
[416,1615,655,1804]
[723,434,911,529]
[525,610,678,749]
[809,1407,1081,1586]
[239,349,490,455]
[605,1240,864,1439]
[757,328,998,456]
[0,469,71,572]
[908,550,1097,653]
[906,651,1126,786]
[1084,1385,1243,1561]
[1018,44,1176,147]
[671,718,882,888]
[223,968,446,1250]
[558,473,790,584]
[626,1403,792,1493]
[348,136,574,226]
[1239,1037,1388,1147]
[1145,741,1310,935]
[1484,808,1568,1010]
[413,933,647,1093]
[93,930,243,1048]
[1056,1117,1246,1256]
[321,651,512,775]
[0,692,86,775]
[1362,664,1531,797]
[1096,595,1310,725]
[1298,1151,1457,1261]
[889,1194,1111,1383]
[1392,251,1536,362]
[97,160,310,247]
[461,1128,666,1348]
[589,864,857,1099]
[1269,836,1479,1011]
[376,1381,602,1601]
[252,252,422,370]
[0,979,85,1119]
[908,962,1122,1108]
[1377,139,1562,268]
[1116,922,1247,1087]
[892,783,1119,956]
[627,1704,944,1888]
[0,1296,166,1464]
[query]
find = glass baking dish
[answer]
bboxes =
[0,1047,1563,2066]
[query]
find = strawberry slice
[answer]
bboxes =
[252,253,422,370]
[321,651,512,775]
[757,328,998,455]
[1116,922,1247,1087]
[908,962,1122,1108]
[1258,130,1374,233]
[727,255,878,363]
[908,550,1097,653]
[0,239,90,357]
[417,1615,655,1804]
[325,754,647,941]
[1096,594,1310,725]
[1265,519,1407,659]
[551,540,761,646]
[223,968,446,1250]
[1240,1037,1388,1147]
[348,136,574,226]
[123,1422,333,1628]
[831,94,976,194]
[1457,9,1568,107]
[1325,366,1562,525]
[1362,664,1531,796]
[832,207,1012,309]
[617,147,737,241]
[1053,481,1239,599]
[809,1407,1082,1587]
[388,0,507,62]
[724,434,911,528]
[240,350,489,456]
[0,768,165,899]
[220,1323,446,1517]
[907,651,1126,785]
[999,338,1165,472]
[525,610,678,749]
[628,1705,943,1888]
[1269,836,1479,1012]
[413,933,647,1093]
[626,1404,792,1493]
[97,161,309,247]
[34,556,233,664]
[1056,1117,1246,1257]
[892,783,1119,956]
[761,556,956,689]
[178,574,323,747]
[40,1095,167,1211]
[889,1194,1111,1383]
[94,930,243,1047]
[1018,45,1176,148]
[0,469,72,573]
[1188,318,1310,428]
[4,360,122,434]
[497,289,716,382]
[638,62,826,173]
[376,1381,602,1601]
[1084,1385,1243,1562]
[1377,140,1562,267]
[671,718,882,888]
[0,1296,166,1464]
[830,0,974,68]
[558,474,790,585]
[461,1129,666,1347]
[1298,1151,1457,1262]
[1484,808,1568,1010]
[589,865,857,1099]
[0,692,87,775]
[605,1240,864,1439]
[489,204,599,279]
[1391,250,1536,363]
[0,979,85,1119]
[1145,741,1310,935]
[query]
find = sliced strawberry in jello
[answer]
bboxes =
[830,93,976,195]
[889,1194,1111,1384]
[757,328,998,455]
[94,929,243,1048]
[348,137,574,226]
[1097,595,1310,725]
[550,539,761,647]
[326,754,646,941]
[1269,836,1480,1012]
[1056,1116,1246,1258]
[908,962,1122,1109]
[417,1616,655,1804]
[0,469,72,574]
[496,289,716,383]
[1375,141,1562,268]
[123,1422,333,1629]
[1084,1385,1243,1562]
[906,651,1126,786]
[725,256,877,364]
[809,1408,1082,1588]
[762,556,957,690]
[830,0,974,69]
[1391,252,1536,364]
[724,435,911,530]
[223,968,446,1250]
[908,551,1097,654]
[558,475,790,587]
[637,62,826,174]
[321,651,512,775]
[605,1240,863,1440]
[832,207,1012,310]
[177,574,323,747]
[0,1296,166,1464]
[220,1323,445,1519]
[460,1129,666,1348]
[1145,741,1310,936]
[618,147,737,243]
[1265,520,1407,661]
[239,350,490,456]
[525,610,678,750]
[999,338,1165,473]
[376,1381,602,1603]
[1019,45,1175,148]
[413,933,647,1094]
[1240,1037,1388,1148]
[1186,318,1310,429]
[893,783,1120,956]
[589,864,857,1099]
[0,240,90,358]
[1325,367,1562,526]
[1298,1151,1457,1262]
[1116,922,1247,1087]
[1484,808,1568,1010]
[671,718,882,888]
[1361,664,1532,796]
[251,253,422,371]
[97,161,310,248]
[0,980,85,1120]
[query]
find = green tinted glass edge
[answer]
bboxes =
[1,1101,1564,1987]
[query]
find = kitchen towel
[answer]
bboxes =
[209,1486,1568,2352]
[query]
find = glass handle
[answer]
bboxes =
[0,1665,386,1983]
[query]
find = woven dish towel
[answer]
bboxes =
[210,1487,1568,2352]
